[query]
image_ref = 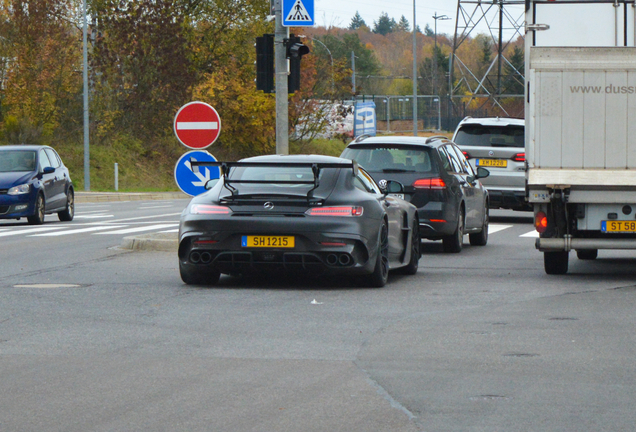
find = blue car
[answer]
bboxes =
[0,145,74,224]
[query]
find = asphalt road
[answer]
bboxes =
[1,203,636,432]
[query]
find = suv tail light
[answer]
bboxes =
[462,150,472,159]
[512,153,525,162]
[413,178,446,190]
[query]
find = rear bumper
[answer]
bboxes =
[487,189,530,211]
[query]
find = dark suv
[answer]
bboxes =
[341,136,490,252]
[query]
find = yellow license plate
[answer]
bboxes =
[477,159,507,168]
[241,235,295,248]
[601,221,636,233]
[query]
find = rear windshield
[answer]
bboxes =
[0,150,37,172]
[223,165,336,196]
[454,125,524,148]
[341,145,437,173]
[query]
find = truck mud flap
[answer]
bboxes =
[537,238,636,252]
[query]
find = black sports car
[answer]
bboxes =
[178,154,420,287]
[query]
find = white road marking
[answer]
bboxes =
[31,225,126,236]
[488,224,513,234]
[75,210,112,214]
[108,212,183,223]
[74,214,115,219]
[0,226,69,237]
[159,228,179,233]
[95,224,178,235]
[138,205,175,209]
[520,231,540,238]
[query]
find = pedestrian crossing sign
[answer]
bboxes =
[283,0,314,27]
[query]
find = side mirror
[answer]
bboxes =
[475,167,490,179]
[42,166,55,174]
[383,180,404,194]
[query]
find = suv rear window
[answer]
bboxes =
[341,145,437,173]
[454,125,524,148]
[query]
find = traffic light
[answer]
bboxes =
[286,35,309,93]
[255,34,274,93]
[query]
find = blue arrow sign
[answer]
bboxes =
[174,150,220,197]
[354,101,377,137]
[283,0,314,27]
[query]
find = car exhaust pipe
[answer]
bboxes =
[190,251,201,263]
[200,252,212,264]
[338,254,351,266]
[326,254,338,266]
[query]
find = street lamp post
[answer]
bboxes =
[432,12,451,109]
[82,0,90,190]
[313,39,335,93]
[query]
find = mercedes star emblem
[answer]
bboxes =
[263,201,275,210]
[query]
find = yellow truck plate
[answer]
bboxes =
[601,221,636,233]
[241,235,295,248]
[476,159,507,168]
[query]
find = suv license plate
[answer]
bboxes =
[476,159,507,168]
[601,221,636,233]
[242,235,295,248]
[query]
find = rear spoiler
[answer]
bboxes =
[189,160,358,198]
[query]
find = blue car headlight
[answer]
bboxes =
[8,184,30,195]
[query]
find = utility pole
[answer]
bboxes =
[412,0,418,136]
[274,0,289,154]
[82,0,90,190]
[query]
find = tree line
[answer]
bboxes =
[0,1,524,175]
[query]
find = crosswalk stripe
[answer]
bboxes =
[488,224,512,234]
[74,215,115,219]
[94,224,178,235]
[31,225,127,236]
[0,226,69,237]
[159,228,179,233]
[520,231,539,238]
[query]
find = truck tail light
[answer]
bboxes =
[413,178,446,190]
[512,153,525,162]
[535,211,548,233]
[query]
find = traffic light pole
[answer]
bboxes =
[274,0,289,155]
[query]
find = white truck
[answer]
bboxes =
[526,0,636,274]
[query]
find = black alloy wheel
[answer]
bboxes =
[469,204,489,246]
[443,207,464,253]
[365,221,389,287]
[400,216,420,275]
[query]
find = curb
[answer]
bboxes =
[76,191,188,203]
[121,232,178,252]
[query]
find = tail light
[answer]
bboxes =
[413,178,446,190]
[462,150,472,159]
[306,206,364,217]
[535,211,548,233]
[190,204,231,215]
[512,153,525,162]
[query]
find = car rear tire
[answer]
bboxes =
[179,261,221,285]
[364,222,389,287]
[443,207,464,253]
[27,194,45,225]
[400,217,420,275]
[58,189,74,222]
[544,251,569,274]
[469,205,489,246]
[576,249,598,260]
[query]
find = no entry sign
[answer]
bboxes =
[173,101,221,149]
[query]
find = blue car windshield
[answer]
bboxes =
[0,150,37,172]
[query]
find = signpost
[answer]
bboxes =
[282,0,314,26]
[173,102,221,149]
[174,150,220,196]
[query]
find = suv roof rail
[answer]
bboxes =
[425,135,448,144]
[354,134,371,143]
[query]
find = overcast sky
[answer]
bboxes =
[313,0,525,38]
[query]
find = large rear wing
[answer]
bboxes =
[189,159,358,198]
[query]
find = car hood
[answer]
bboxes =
[0,171,34,188]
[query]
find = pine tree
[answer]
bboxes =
[373,12,395,35]
[349,11,367,30]
[397,15,410,32]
